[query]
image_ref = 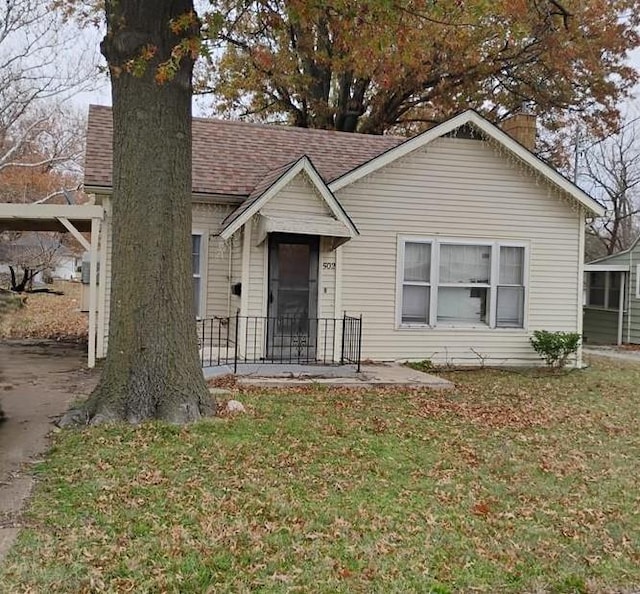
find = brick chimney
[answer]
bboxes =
[501,113,537,152]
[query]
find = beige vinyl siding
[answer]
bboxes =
[229,231,242,314]
[335,136,582,365]
[318,238,337,360]
[192,203,233,319]
[100,196,113,356]
[243,222,267,360]
[261,172,332,218]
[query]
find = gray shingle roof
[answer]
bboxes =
[84,105,405,197]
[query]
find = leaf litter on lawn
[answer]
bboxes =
[1,358,639,592]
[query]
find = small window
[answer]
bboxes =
[587,271,606,307]
[497,246,525,328]
[586,270,623,310]
[609,271,621,308]
[401,242,431,323]
[192,234,202,317]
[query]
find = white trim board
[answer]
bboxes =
[584,264,629,272]
[220,156,358,241]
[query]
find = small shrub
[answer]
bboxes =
[406,359,433,372]
[530,330,581,368]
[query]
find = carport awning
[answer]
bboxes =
[0,204,103,233]
[0,202,105,369]
[255,214,354,248]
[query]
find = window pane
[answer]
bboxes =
[588,272,605,306]
[589,288,606,307]
[609,271,621,308]
[402,285,430,323]
[192,235,201,275]
[439,244,491,284]
[610,271,621,290]
[499,246,524,285]
[404,242,430,282]
[609,289,621,308]
[193,277,201,317]
[437,286,488,324]
[496,286,524,328]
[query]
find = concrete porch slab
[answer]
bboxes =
[204,362,453,390]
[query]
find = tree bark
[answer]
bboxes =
[67,0,214,425]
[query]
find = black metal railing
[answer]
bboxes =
[341,314,363,372]
[196,312,362,373]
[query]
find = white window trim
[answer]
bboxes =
[192,230,208,319]
[396,236,433,326]
[396,236,529,330]
[636,264,640,299]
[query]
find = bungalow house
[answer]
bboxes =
[583,237,640,345]
[84,105,603,368]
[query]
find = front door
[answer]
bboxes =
[267,234,319,361]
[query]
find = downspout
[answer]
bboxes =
[618,271,625,346]
[227,235,232,317]
[629,250,633,343]
[576,211,585,368]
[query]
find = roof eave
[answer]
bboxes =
[329,109,605,217]
[220,156,358,241]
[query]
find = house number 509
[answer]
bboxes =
[323,262,336,270]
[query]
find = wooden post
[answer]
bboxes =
[88,217,100,369]
[96,207,109,359]
[239,218,252,358]
[617,272,625,346]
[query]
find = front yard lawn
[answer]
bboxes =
[2,357,639,593]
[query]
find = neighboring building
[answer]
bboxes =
[0,234,81,285]
[583,237,640,345]
[84,106,603,367]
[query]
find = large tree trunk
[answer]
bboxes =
[68,0,214,425]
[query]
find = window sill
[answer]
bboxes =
[583,306,620,312]
[397,324,526,332]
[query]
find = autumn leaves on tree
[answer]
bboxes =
[208,0,639,145]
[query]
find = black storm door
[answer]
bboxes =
[267,234,319,360]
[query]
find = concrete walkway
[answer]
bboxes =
[0,341,96,563]
[583,346,640,363]
[205,361,453,389]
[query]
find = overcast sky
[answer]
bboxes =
[73,26,640,121]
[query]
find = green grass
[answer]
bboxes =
[2,356,640,593]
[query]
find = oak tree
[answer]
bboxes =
[207,0,640,145]
[63,0,215,425]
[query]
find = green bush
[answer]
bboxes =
[530,330,581,368]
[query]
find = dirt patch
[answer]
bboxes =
[0,340,97,560]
